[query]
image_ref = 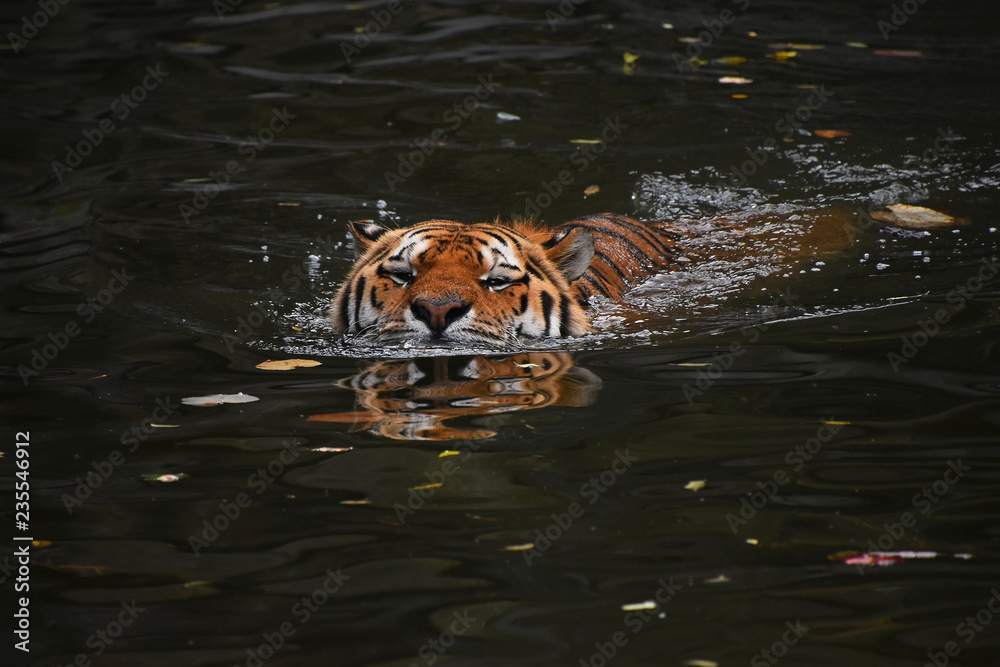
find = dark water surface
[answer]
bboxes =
[3,1,1000,665]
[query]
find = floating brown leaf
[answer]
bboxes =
[871,204,961,229]
[256,358,322,371]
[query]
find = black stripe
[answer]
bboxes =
[368,246,395,264]
[338,282,351,329]
[559,293,571,336]
[593,250,631,285]
[541,291,554,335]
[480,229,521,249]
[610,217,677,257]
[526,262,544,280]
[582,273,612,298]
[527,257,564,288]
[353,275,366,331]
[589,226,656,265]
[519,293,528,314]
[370,285,382,309]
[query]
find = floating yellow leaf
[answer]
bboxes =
[621,600,658,611]
[705,574,730,584]
[341,499,370,505]
[824,420,852,426]
[684,480,706,492]
[766,50,798,62]
[312,446,352,452]
[714,55,747,65]
[623,51,639,75]
[684,661,720,667]
[439,450,461,458]
[846,41,868,48]
[411,482,442,491]
[505,543,535,551]
[583,184,600,196]
[256,358,322,371]
[871,204,960,229]
[732,94,748,99]
[718,76,753,84]
[746,538,759,545]
[814,129,852,138]
[150,423,179,428]
[33,540,52,548]
[570,138,601,145]
[674,362,712,367]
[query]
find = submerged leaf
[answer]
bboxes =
[875,49,922,57]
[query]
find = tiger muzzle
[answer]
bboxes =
[411,298,472,337]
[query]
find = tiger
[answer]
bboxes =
[330,209,861,345]
[331,213,686,345]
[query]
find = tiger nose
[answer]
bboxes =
[411,299,471,335]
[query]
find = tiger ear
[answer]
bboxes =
[542,226,594,282]
[349,220,389,259]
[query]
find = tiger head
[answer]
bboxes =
[331,219,595,345]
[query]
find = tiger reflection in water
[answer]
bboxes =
[308,352,600,440]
